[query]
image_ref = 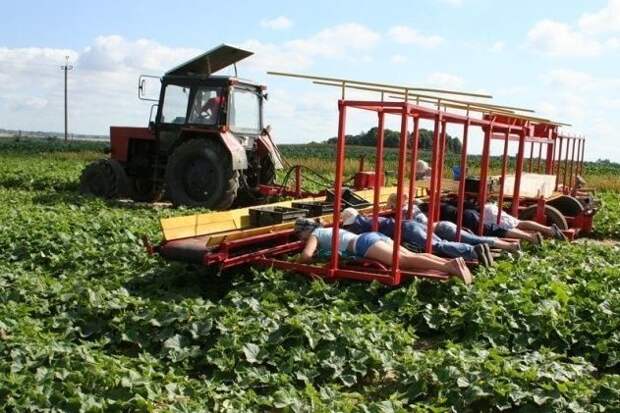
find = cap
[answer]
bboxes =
[416,160,431,174]
[387,193,409,210]
[341,207,359,226]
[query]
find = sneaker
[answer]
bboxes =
[551,224,569,241]
[483,244,495,266]
[474,244,489,267]
[535,232,544,245]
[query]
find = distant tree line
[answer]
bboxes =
[325,127,462,153]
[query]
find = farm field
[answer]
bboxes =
[1,138,620,412]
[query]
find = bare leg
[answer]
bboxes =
[517,221,554,237]
[492,238,521,251]
[504,228,539,244]
[364,241,473,283]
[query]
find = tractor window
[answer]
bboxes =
[161,85,189,124]
[189,87,223,125]
[229,88,261,133]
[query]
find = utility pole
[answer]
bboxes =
[60,56,73,142]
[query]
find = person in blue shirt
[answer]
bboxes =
[293,218,473,284]
[341,207,495,267]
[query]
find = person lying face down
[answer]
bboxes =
[383,193,521,254]
[293,218,472,284]
[436,201,568,243]
[340,206,495,267]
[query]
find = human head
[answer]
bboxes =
[416,160,432,179]
[575,175,586,188]
[294,218,321,240]
[387,193,409,210]
[341,207,359,226]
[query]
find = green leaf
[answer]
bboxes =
[457,377,470,388]
[243,343,260,363]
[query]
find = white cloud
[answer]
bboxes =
[387,25,444,48]
[78,35,199,72]
[390,54,408,64]
[527,19,602,57]
[437,0,463,5]
[426,72,464,89]
[0,25,381,137]
[579,0,620,33]
[544,69,595,91]
[241,23,380,71]
[490,41,505,52]
[527,2,620,57]
[260,16,293,30]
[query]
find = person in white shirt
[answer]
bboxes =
[483,202,568,241]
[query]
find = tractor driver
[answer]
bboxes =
[190,88,224,125]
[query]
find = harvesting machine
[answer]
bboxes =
[146,71,597,285]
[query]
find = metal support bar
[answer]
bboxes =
[478,122,493,235]
[512,127,527,217]
[372,111,386,231]
[562,137,571,191]
[555,136,563,191]
[455,120,470,241]
[568,137,577,192]
[328,101,347,278]
[497,128,510,225]
[390,108,410,285]
[425,114,442,252]
[407,116,420,219]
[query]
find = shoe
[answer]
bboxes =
[483,244,495,266]
[551,224,569,241]
[474,244,489,267]
[535,232,544,245]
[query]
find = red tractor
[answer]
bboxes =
[80,45,282,209]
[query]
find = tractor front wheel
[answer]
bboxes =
[165,139,239,209]
[79,159,129,199]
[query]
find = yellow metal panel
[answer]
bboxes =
[160,185,434,241]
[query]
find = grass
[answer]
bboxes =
[0,137,619,412]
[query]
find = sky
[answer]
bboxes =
[1,0,619,161]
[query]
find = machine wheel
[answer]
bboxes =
[519,204,569,230]
[165,139,239,209]
[79,159,129,199]
[548,195,584,217]
[129,177,163,203]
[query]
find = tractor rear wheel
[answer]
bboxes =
[548,195,584,217]
[165,139,239,209]
[519,204,569,230]
[79,159,129,199]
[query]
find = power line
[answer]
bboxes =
[60,56,73,143]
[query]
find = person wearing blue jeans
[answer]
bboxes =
[438,202,544,245]
[341,208,495,266]
[385,194,522,253]
[293,218,473,283]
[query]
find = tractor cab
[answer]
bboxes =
[81,45,282,209]
[153,74,266,153]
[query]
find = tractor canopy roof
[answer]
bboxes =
[166,44,253,77]
[162,44,264,89]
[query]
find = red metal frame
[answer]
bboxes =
[155,97,594,286]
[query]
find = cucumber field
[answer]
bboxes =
[0,138,619,412]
